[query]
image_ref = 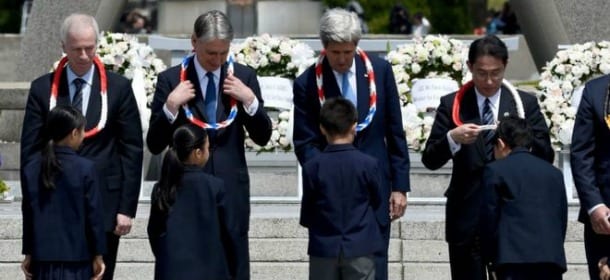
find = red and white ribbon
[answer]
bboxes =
[180,54,238,130]
[315,47,376,132]
[51,56,108,138]
[452,79,524,126]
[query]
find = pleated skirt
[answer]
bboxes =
[31,261,92,280]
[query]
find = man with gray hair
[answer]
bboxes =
[20,13,143,280]
[147,10,272,280]
[293,8,410,280]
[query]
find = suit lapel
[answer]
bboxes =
[57,70,71,106]
[323,59,341,99]
[186,59,206,121]
[498,86,518,120]
[354,56,369,123]
[461,87,487,160]
[85,70,101,131]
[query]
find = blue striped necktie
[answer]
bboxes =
[482,98,495,161]
[205,72,216,124]
[72,78,85,114]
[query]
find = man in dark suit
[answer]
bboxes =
[146,10,272,280]
[571,74,610,280]
[20,14,143,280]
[292,8,410,280]
[480,116,567,280]
[421,35,554,280]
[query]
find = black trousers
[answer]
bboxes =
[102,233,120,280]
[495,263,563,280]
[584,223,610,280]
[448,238,488,280]
[373,223,390,280]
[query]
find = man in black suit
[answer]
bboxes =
[480,116,567,280]
[571,73,610,280]
[421,35,554,280]
[20,14,143,280]
[292,8,410,280]
[146,10,272,280]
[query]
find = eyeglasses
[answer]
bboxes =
[473,69,504,81]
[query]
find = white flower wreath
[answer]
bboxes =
[386,35,467,151]
[537,41,610,148]
[231,34,315,153]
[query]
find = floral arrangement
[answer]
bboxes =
[244,110,292,153]
[231,33,315,79]
[232,34,314,153]
[386,35,467,151]
[0,154,8,200]
[537,41,610,148]
[97,31,166,100]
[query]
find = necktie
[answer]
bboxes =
[482,98,495,161]
[341,72,357,107]
[72,78,85,113]
[205,72,216,124]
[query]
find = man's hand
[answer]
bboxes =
[222,74,255,106]
[92,255,105,280]
[389,191,407,221]
[165,80,196,115]
[591,206,610,235]
[114,213,133,236]
[449,124,481,145]
[21,255,32,280]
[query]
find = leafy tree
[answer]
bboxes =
[0,0,21,33]
[322,0,473,34]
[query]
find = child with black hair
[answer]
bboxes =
[147,123,238,279]
[300,98,384,280]
[21,105,106,280]
[480,116,567,280]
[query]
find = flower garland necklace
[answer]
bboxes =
[315,47,376,132]
[180,54,238,130]
[604,82,610,129]
[51,56,107,138]
[452,79,524,126]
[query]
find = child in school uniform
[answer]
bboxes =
[147,123,238,280]
[480,116,567,280]
[21,105,106,280]
[299,98,385,280]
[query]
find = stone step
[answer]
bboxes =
[0,203,591,280]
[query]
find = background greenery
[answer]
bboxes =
[0,0,21,33]
[323,0,492,34]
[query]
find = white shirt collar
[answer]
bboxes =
[66,64,95,85]
[474,86,501,119]
[193,55,221,81]
[332,57,356,91]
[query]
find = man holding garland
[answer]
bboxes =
[292,8,410,280]
[421,35,554,279]
[146,10,272,280]
[20,14,144,280]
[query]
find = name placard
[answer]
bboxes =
[258,76,293,110]
[411,78,459,111]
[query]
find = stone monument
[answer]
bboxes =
[17,0,125,82]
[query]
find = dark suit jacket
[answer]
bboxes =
[147,60,272,233]
[300,144,384,258]
[147,167,237,280]
[480,148,567,272]
[421,85,554,243]
[293,54,410,226]
[571,74,610,223]
[21,146,106,261]
[20,68,144,231]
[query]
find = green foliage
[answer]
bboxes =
[322,0,472,34]
[0,0,21,33]
[0,179,8,196]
